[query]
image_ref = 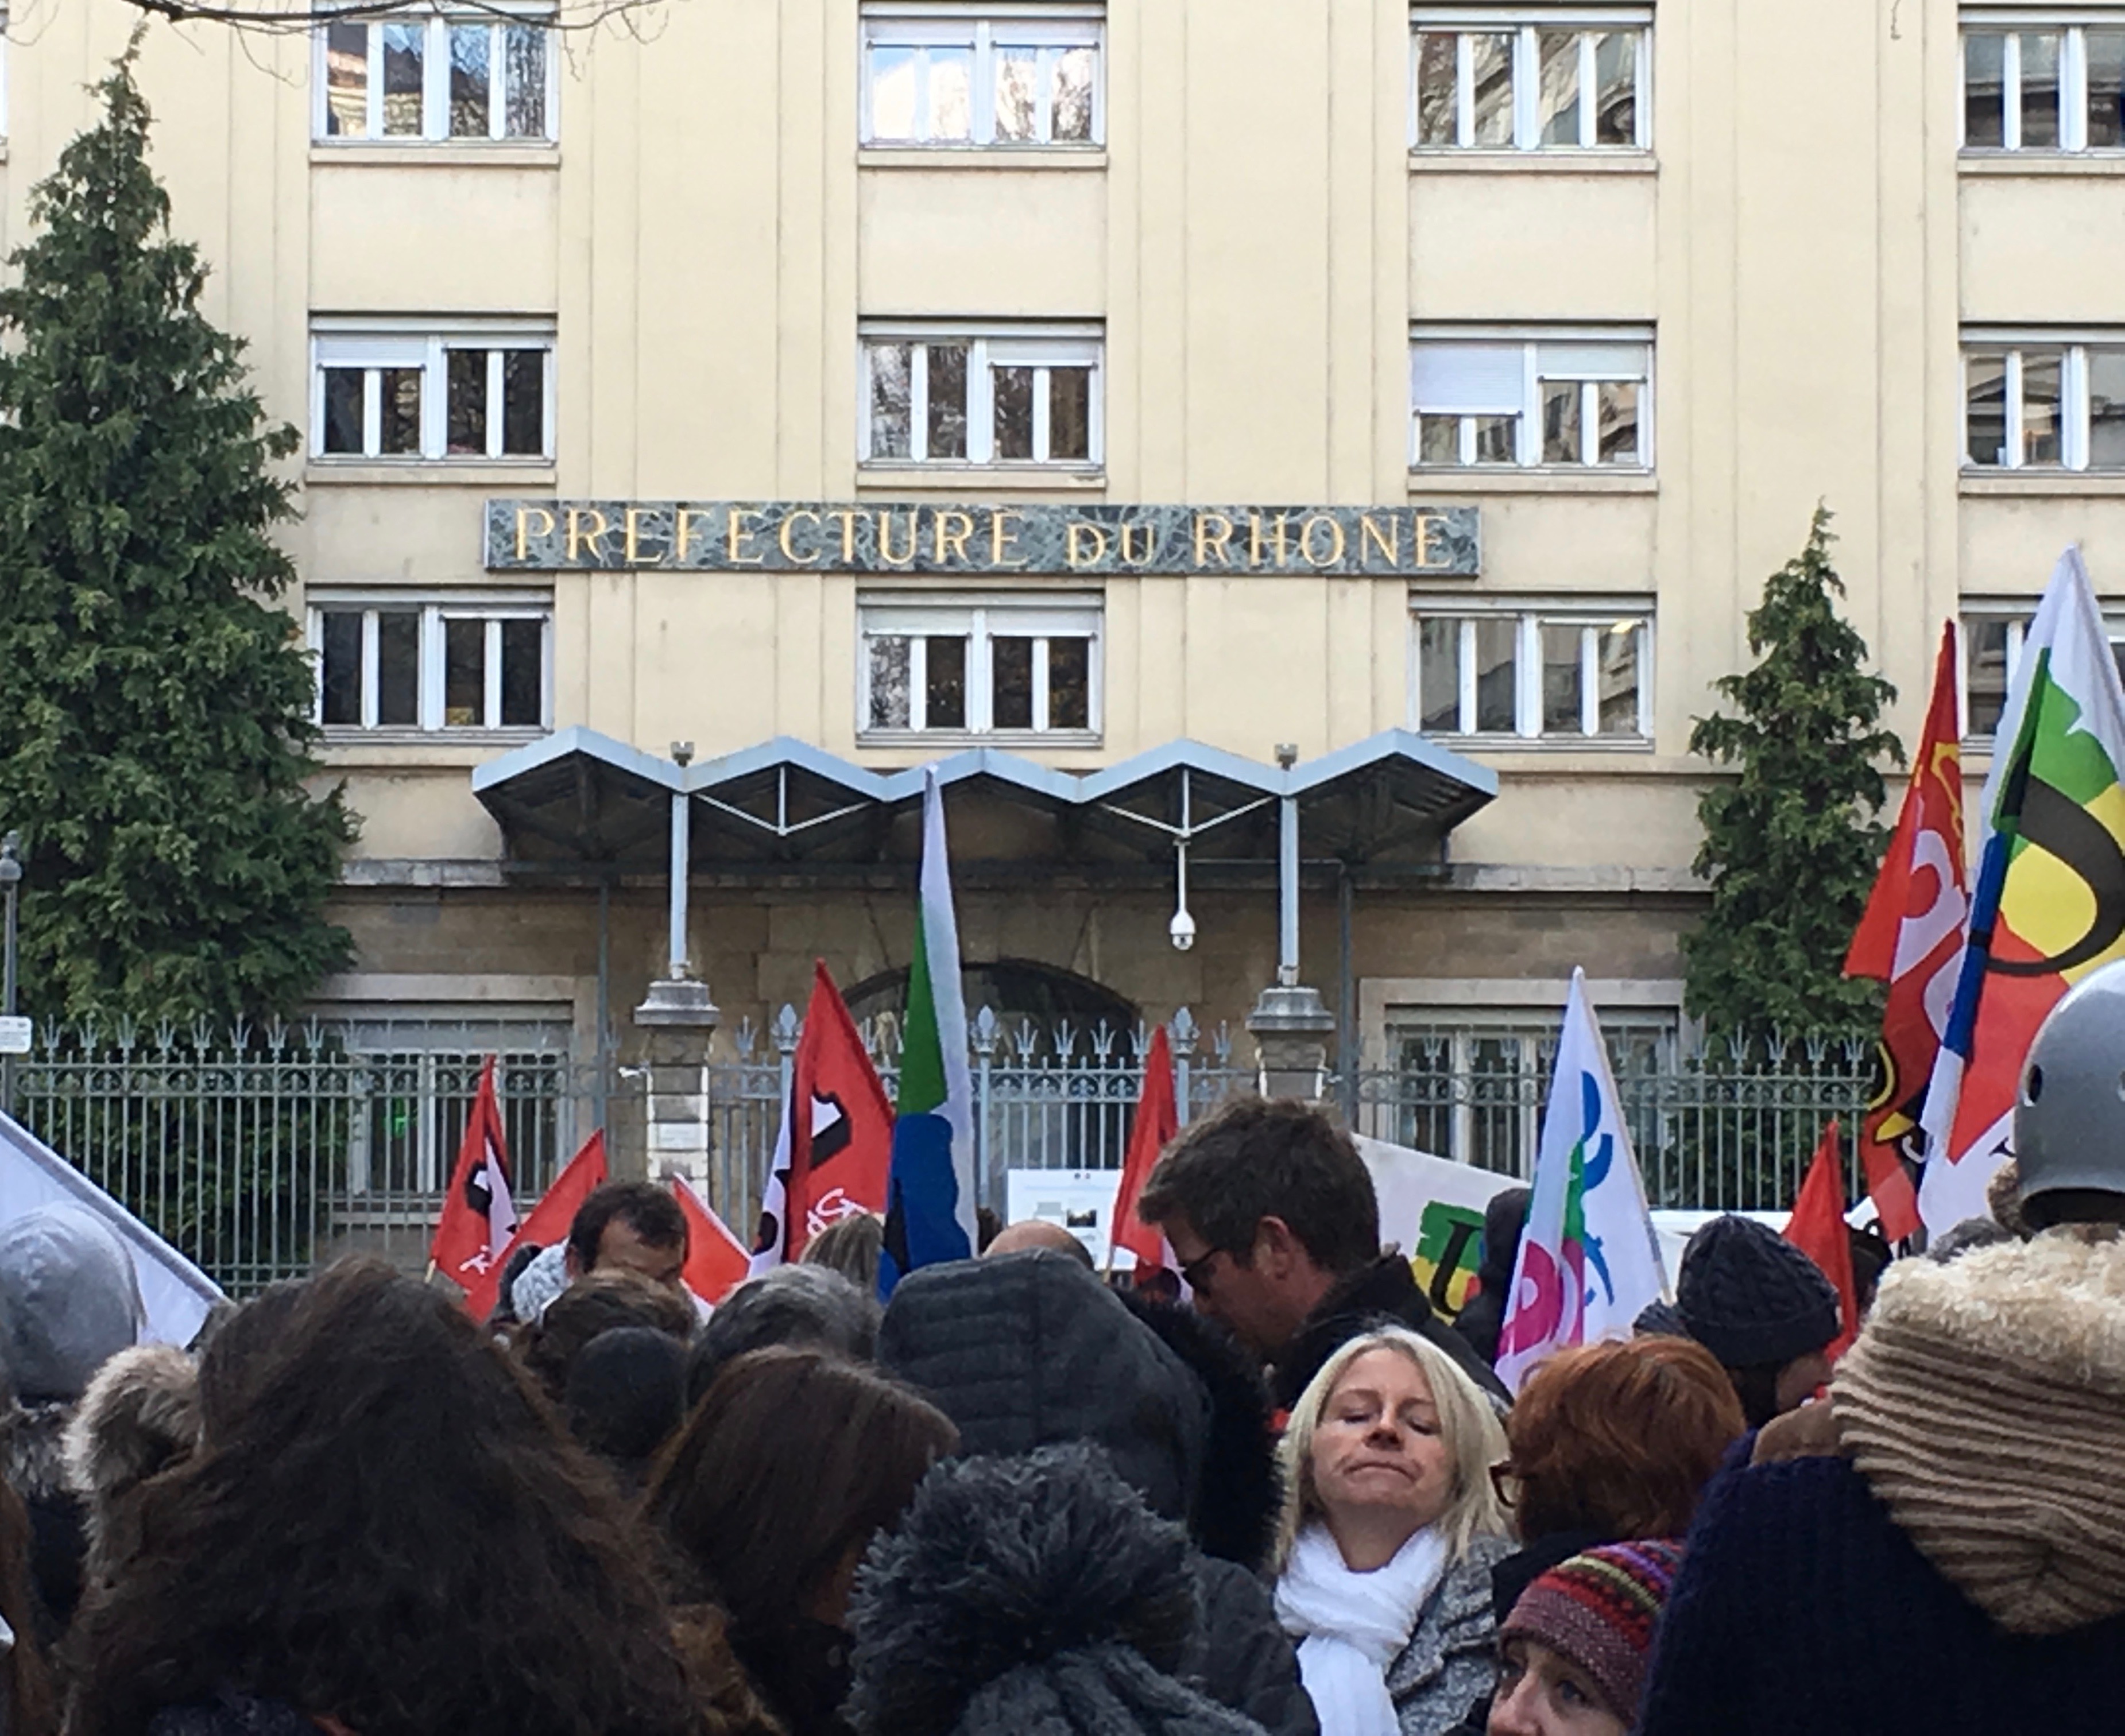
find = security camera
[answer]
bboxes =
[1170,908,1197,951]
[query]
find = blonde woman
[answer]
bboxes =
[1274,1326,1512,1736]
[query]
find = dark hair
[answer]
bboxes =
[645,1348,956,1671]
[1507,1337,1747,1541]
[518,1268,698,1406]
[565,1327,688,1483]
[193,1279,306,1443]
[1136,1096,1379,1275]
[567,1183,689,1273]
[684,1264,881,1411]
[66,1258,703,1736]
[801,1212,885,1293]
[0,1478,56,1736]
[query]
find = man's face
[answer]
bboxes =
[1160,1214,1292,1359]
[593,1216,687,1292]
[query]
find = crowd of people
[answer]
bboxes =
[0,961,2119,1735]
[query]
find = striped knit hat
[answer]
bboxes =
[1497,1539,1683,1722]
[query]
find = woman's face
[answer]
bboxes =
[1309,1347,1455,1534]
[1487,1637,1627,1736]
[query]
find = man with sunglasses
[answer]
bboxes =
[1137,1096,1507,1409]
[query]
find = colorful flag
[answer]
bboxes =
[1921,549,2125,1233]
[430,1056,518,1295]
[1843,622,1964,1243]
[750,960,897,1276]
[878,769,977,1297]
[1352,1136,1521,1320]
[1109,1024,1179,1277]
[460,1129,610,1319]
[1495,970,1667,1395]
[671,1175,752,1307]
[1782,1121,1859,1360]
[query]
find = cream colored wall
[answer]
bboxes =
[3,0,2109,884]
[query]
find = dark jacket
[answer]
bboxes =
[878,1254,1317,1736]
[849,1445,1269,1736]
[146,1694,319,1736]
[1272,1257,1507,1412]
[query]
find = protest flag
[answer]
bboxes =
[1843,623,1962,1243]
[1495,970,1667,1395]
[1921,548,2125,1233]
[457,1129,609,1320]
[430,1056,518,1295]
[878,769,978,1297]
[1108,1023,1179,1278]
[672,1174,752,1307]
[750,960,896,1276]
[1783,1119,1859,1359]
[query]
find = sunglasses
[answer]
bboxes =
[1176,1246,1232,1293]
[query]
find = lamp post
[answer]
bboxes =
[0,832,22,1114]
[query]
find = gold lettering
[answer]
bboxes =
[1360,514,1400,569]
[673,507,704,564]
[1299,514,1346,569]
[831,509,864,563]
[989,509,1027,568]
[513,506,556,563]
[778,509,822,565]
[725,507,765,565]
[1193,512,1236,568]
[623,506,661,565]
[1415,512,1447,570]
[1067,522,1110,569]
[877,510,918,564]
[1248,512,1291,569]
[564,507,610,563]
[1120,521,1159,565]
[934,510,976,565]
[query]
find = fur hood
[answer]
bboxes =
[1832,1225,2125,1634]
[63,1343,200,1513]
[0,1397,72,1502]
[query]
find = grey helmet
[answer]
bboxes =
[2014,959,2125,1210]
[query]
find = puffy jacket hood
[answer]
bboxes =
[1832,1225,2125,1635]
[0,1203,144,1402]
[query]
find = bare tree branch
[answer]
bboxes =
[118,0,671,37]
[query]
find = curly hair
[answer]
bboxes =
[66,1258,705,1736]
[1505,1336,1747,1541]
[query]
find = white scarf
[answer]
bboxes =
[1275,1520,1449,1736]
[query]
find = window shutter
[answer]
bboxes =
[1409,344,1524,414]
[1535,342,1647,381]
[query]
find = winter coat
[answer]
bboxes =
[849,1444,1270,1736]
[61,1344,201,1592]
[1272,1256,1508,1413]
[1638,1227,2125,1736]
[878,1253,1318,1736]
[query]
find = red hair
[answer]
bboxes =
[1506,1336,1746,1541]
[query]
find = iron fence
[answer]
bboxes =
[6,1014,1872,1297]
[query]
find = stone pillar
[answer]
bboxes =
[632,977,721,1188]
[1247,982,1337,1103]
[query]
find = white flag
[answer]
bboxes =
[1494,970,1668,1395]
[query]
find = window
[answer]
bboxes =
[1411,330,1651,468]
[1412,601,1651,741]
[1963,332,2125,470]
[311,324,554,462]
[860,595,1101,738]
[316,7,554,142]
[1962,15,2125,151]
[862,324,1102,467]
[1412,10,1649,151]
[308,596,551,733]
[862,6,1102,146]
[1960,603,2125,737]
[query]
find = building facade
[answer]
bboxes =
[5,0,2123,1177]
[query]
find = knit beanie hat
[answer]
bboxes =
[1499,1539,1684,1722]
[1676,1214,1839,1367]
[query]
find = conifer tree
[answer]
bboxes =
[1683,508,1902,1042]
[0,50,354,1023]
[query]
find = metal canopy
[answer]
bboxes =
[473,728,1498,874]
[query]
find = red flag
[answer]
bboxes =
[430,1056,519,1295]
[672,1175,752,1306]
[752,961,896,1270]
[1842,623,1963,1243]
[459,1130,610,1320]
[1109,1025,1179,1277]
[1783,1119,1859,1360]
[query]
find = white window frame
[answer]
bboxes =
[307,592,554,734]
[1409,9,1652,151]
[1958,328,2125,471]
[310,320,558,462]
[1409,326,1654,470]
[1958,599,2125,738]
[860,5,1106,146]
[857,591,1104,740]
[311,3,560,144]
[1960,12,2125,152]
[860,322,1105,467]
[1409,595,1654,742]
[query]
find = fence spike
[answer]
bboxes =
[972,1005,1000,1057]
[772,1003,801,1055]
[1171,1006,1199,1055]
[114,1014,137,1054]
[1129,1019,1151,1062]
[1013,1017,1038,1062]
[1211,1022,1233,1064]
[1055,1019,1078,1061]
[733,1016,757,1060]
[1090,1019,1114,1061]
